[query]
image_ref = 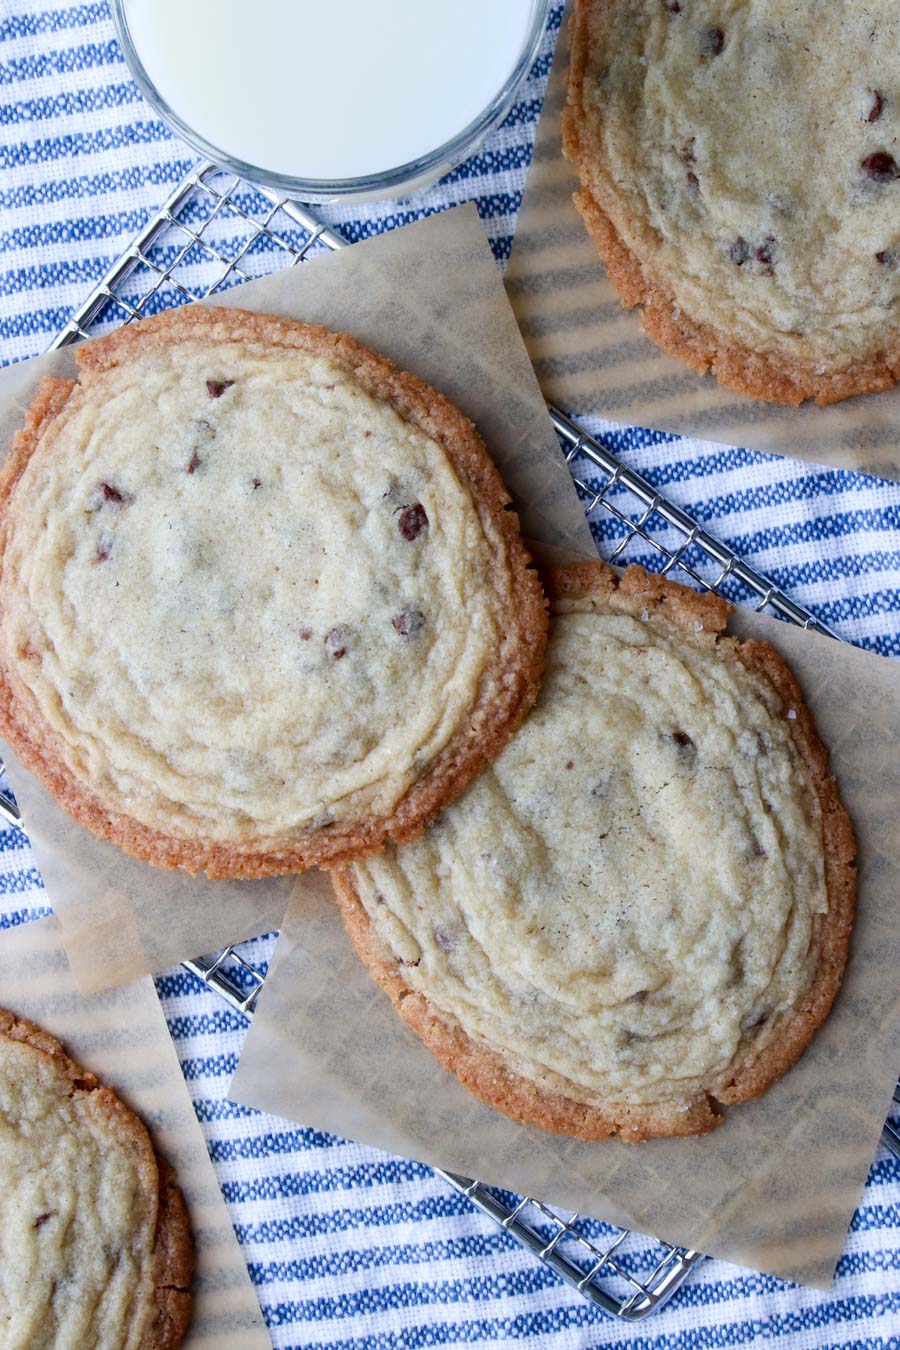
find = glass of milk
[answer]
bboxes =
[113,0,551,202]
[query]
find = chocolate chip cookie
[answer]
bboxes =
[0,1008,192,1347]
[0,305,546,877]
[332,564,855,1141]
[564,1,900,404]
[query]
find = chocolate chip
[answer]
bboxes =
[298,627,313,640]
[669,729,697,765]
[392,608,426,637]
[703,27,725,56]
[325,627,350,660]
[205,378,234,399]
[94,540,111,564]
[251,478,262,490]
[727,236,751,266]
[686,170,700,194]
[754,236,776,266]
[862,152,899,182]
[741,1010,769,1033]
[678,137,696,163]
[867,90,885,123]
[876,249,898,268]
[186,449,202,475]
[565,759,574,770]
[397,502,428,541]
[34,1211,55,1229]
[87,482,132,512]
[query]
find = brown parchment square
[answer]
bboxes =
[0,916,268,1348]
[230,610,900,1290]
[0,204,594,992]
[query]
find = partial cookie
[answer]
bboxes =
[0,304,547,877]
[563,1,900,405]
[0,1007,192,1348]
[332,563,856,1142]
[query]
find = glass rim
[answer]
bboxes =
[111,0,552,200]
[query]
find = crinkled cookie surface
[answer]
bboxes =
[0,307,545,876]
[565,0,900,403]
[335,566,855,1140]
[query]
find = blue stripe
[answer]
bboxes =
[0,158,193,211]
[0,904,51,927]
[0,118,174,169]
[2,2,900,1344]
[0,79,145,127]
[0,5,111,43]
[0,866,44,895]
[0,39,124,84]
[233,1194,477,1243]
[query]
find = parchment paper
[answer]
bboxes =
[505,4,900,483]
[0,203,593,992]
[230,608,900,1290]
[0,916,268,1347]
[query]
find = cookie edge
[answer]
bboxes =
[561,0,900,406]
[331,561,856,1142]
[0,305,548,878]
[0,1007,194,1348]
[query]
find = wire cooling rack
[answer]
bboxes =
[3,158,896,1321]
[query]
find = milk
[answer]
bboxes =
[122,0,535,183]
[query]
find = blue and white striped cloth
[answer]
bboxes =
[1,2,899,1346]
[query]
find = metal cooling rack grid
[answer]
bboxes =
[178,942,704,1321]
[2,156,892,1321]
[47,163,344,351]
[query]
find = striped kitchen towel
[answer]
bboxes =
[0,1,898,1346]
